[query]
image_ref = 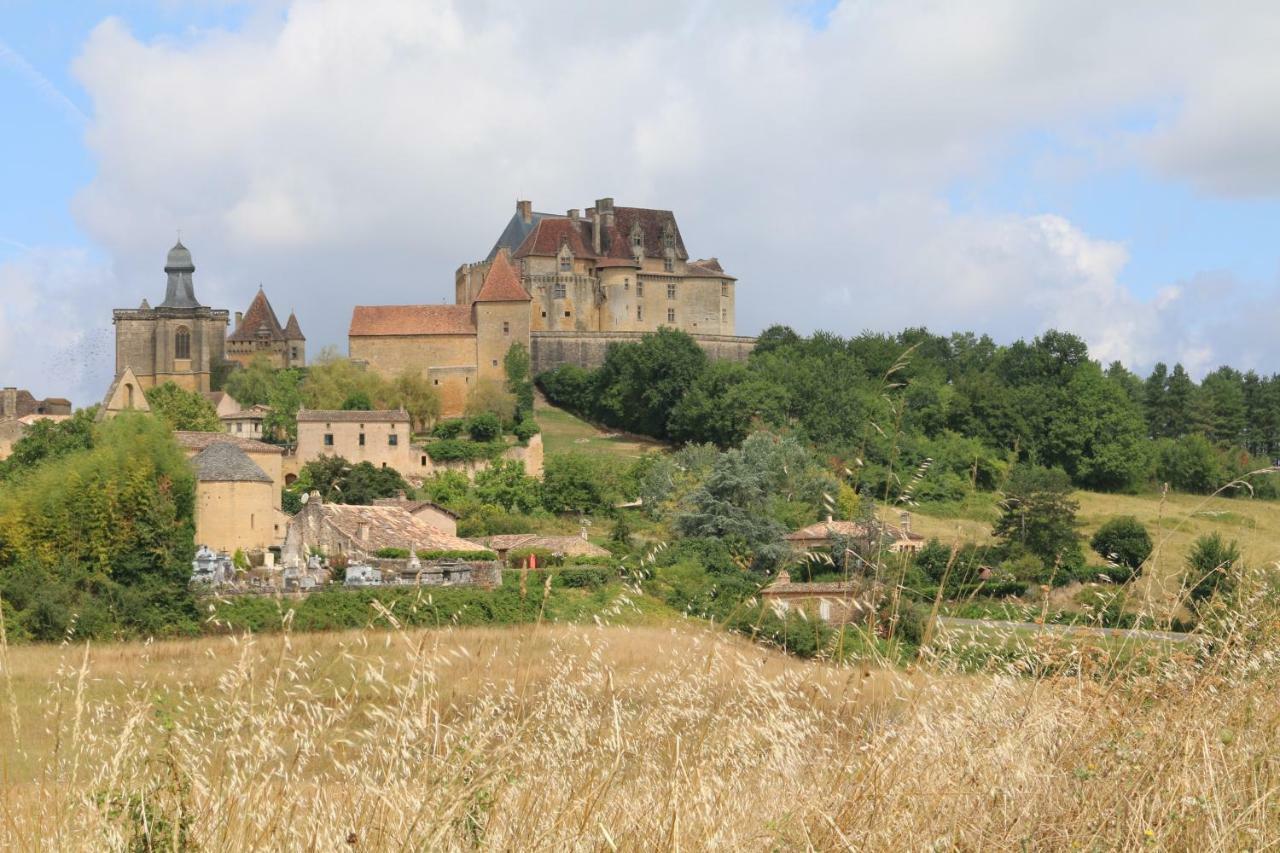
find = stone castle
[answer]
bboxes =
[351,197,756,416]
[112,241,305,392]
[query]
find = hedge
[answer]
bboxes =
[425,439,507,463]
[416,549,499,561]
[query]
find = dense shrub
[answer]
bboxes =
[432,419,468,439]
[1089,516,1152,579]
[468,412,503,442]
[426,439,506,463]
[512,419,541,444]
[416,549,499,561]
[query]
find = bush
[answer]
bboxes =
[426,439,506,463]
[468,412,503,442]
[416,549,499,561]
[375,547,410,559]
[508,547,556,567]
[1089,516,1152,580]
[1185,533,1241,602]
[512,419,540,444]
[432,419,467,439]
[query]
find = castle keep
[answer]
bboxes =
[352,198,756,416]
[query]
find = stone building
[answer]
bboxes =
[283,495,484,565]
[192,441,281,556]
[477,534,611,564]
[173,431,285,510]
[112,241,230,393]
[372,495,460,537]
[1,387,71,419]
[760,570,875,626]
[350,197,756,417]
[98,366,152,420]
[225,287,306,369]
[349,249,530,417]
[222,404,271,440]
[785,518,925,556]
[458,198,737,336]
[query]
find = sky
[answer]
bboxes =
[6,1,1280,406]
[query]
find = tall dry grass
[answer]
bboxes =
[1,581,1278,850]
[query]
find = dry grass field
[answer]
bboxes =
[534,394,667,459]
[3,604,1280,850]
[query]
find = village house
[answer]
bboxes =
[222,404,272,440]
[203,390,242,419]
[785,517,925,556]
[760,570,876,625]
[173,431,285,509]
[372,494,460,537]
[191,442,282,558]
[283,494,485,564]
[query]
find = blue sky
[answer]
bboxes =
[4,1,1280,403]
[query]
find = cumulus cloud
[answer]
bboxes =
[10,0,1280,403]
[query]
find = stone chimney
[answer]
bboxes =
[596,197,615,233]
[589,206,602,254]
[235,311,244,328]
[517,199,533,223]
[309,490,322,505]
[775,569,791,586]
[1,387,15,419]
[567,208,579,220]
[357,521,370,542]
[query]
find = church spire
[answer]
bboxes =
[159,239,202,308]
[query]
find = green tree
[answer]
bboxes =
[263,368,305,443]
[1185,532,1241,602]
[1143,362,1169,438]
[1165,364,1196,437]
[594,327,709,438]
[223,355,277,407]
[144,382,221,431]
[473,459,541,513]
[1155,434,1225,493]
[992,466,1084,574]
[389,370,441,433]
[292,456,407,505]
[666,360,787,448]
[301,348,391,410]
[542,452,618,513]
[1089,516,1152,580]
[467,412,502,442]
[341,391,374,411]
[0,407,96,481]
[503,342,535,422]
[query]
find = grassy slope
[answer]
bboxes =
[534,393,667,458]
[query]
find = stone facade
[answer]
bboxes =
[225,288,306,369]
[191,442,282,555]
[173,431,285,511]
[282,495,484,565]
[351,197,754,417]
[1,387,71,419]
[112,241,229,393]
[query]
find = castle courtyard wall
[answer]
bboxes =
[529,331,756,375]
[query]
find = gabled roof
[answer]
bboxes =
[513,218,597,259]
[686,258,737,280]
[97,367,151,421]
[282,312,305,341]
[478,534,611,558]
[474,250,531,302]
[296,409,410,424]
[192,441,273,483]
[228,288,287,343]
[486,209,554,262]
[307,501,484,553]
[349,305,476,336]
[174,430,284,455]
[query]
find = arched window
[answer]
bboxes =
[175,326,191,360]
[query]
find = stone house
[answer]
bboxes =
[282,495,485,564]
[785,518,925,556]
[222,404,272,440]
[173,431,285,510]
[372,495,460,536]
[192,442,281,557]
[225,287,306,369]
[1,387,71,419]
[111,241,229,393]
[760,570,876,625]
[294,408,543,481]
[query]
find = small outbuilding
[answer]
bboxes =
[192,441,280,557]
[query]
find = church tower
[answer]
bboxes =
[112,240,230,393]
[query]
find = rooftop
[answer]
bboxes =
[192,441,273,483]
[478,534,611,558]
[349,304,475,336]
[474,250,531,302]
[309,500,483,553]
[173,430,284,455]
[296,409,410,423]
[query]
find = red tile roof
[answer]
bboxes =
[173,431,284,455]
[349,305,475,336]
[513,218,597,259]
[296,409,410,423]
[686,258,737,280]
[282,312,305,340]
[474,250,531,302]
[228,288,287,343]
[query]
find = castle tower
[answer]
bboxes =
[471,249,531,383]
[226,286,307,369]
[112,240,230,393]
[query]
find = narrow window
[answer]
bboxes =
[389,434,398,446]
[541,310,548,318]
[663,258,673,272]
[236,422,243,433]
[433,378,440,386]
[624,279,629,290]
[324,433,334,446]
[491,359,498,367]
[632,232,642,248]
[559,255,571,272]
[564,310,571,318]
[421,455,427,466]
[554,282,566,298]
[175,326,191,360]
[502,320,510,336]
[667,283,676,299]
[721,282,729,297]
[637,305,643,321]
[667,308,676,323]
[722,308,728,323]
[637,281,644,296]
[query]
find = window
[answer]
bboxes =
[632,232,642,248]
[421,455,427,466]
[388,434,398,446]
[564,310,571,318]
[722,308,728,323]
[491,359,498,367]
[324,434,334,446]
[358,433,365,446]
[637,305,643,321]
[624,278,629,290]
[559,255,572,272]
[174,326,191,360]
[541,310,548,318]
[667,308,676,323]
[663,258,673,272]
[236,422,243,433]
[637,281,644,296]
[502,320,510,336]
[433,378,439,386]
[667,283,676,299]
[554,282,566,298]
[721,282,729,297]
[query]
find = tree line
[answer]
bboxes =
[539,326,1280,498]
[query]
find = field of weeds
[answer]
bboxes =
[2,590,1279,850]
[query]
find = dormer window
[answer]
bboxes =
[663,258,674,272]
[559,254,572,272]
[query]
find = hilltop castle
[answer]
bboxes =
[112,242,305,393]
[351,197,754,416]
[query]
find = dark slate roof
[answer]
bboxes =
[159,240,202,308]
[228,288,286,343]
[486,210,553,261]
[192,441,273,483]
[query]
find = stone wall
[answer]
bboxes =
[529,331,757,375]
[195,479,280,554]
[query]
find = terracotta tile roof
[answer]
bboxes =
[594,257,640,269]
[686,258,737,280]
[173,431,284,455]
[601,207,687,261]
[513,217,597,259]
[478,534,611,558]
[282,312,305,340]
[373,496,460,519]
[296,409,410,424]
[315,503,483,554]
[474,250,531,302]
[228,288,287,343]
[222,404,271,420]
[349,304,475,336]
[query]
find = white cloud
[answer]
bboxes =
[10,0,1280,404]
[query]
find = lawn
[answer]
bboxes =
[534,394,667,458]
